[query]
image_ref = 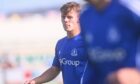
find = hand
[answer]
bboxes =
[24,80,36,84]
[116,68,140,84]
[106,68,140,84]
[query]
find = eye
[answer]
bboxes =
[67,16,73,19]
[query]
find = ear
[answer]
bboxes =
[77,18,80,23]
[77,19,79,23]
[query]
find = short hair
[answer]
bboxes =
[60,2,81,15]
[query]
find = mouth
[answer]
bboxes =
[65,24,70,27]
[64,25,70,30]
[65,23,69,25]
[66,25,70,27]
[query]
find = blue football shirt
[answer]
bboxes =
[52,34,95,84]
[80,0,140,84]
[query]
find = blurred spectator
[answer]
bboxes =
[0,52,15,84]
[0,52,15,69]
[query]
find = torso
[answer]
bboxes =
[56,34,90,84]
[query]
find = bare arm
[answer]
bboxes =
[25,66,60,84]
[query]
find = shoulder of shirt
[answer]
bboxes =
[56,36,67,46]
[80,3,93,15]
[76,34,83,41]
[119,0,140,16]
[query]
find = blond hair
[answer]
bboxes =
[60,2,81,15]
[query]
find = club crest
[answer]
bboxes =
[107,26,120,43]
[71,48,78,56]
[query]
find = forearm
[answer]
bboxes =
[33,66,60,84]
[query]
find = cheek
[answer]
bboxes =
[75,18,79,23]
[72,19,78,23]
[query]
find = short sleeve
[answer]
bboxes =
[52,41,60,68]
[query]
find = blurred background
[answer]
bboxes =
[0,0,84,84]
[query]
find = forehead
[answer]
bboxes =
[86,0,104,3]
[61,10,78,16]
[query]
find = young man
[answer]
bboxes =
[25,2,94,84]
[80,0,140,84]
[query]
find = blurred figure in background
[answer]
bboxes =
[25,2,94,84]
[0,53,14,69]
[80,0,140,84]
[0,52,15,84]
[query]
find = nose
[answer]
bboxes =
[64,17,68,22]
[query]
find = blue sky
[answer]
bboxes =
[0,0,84,14]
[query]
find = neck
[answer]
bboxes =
[95,0,111,10]
[67,27,80,38]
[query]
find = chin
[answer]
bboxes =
[66,30,72,32]
[65,28,73,32]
